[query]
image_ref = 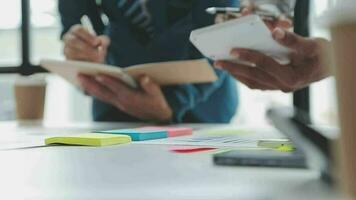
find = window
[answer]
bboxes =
[30,0,63,64]
[233,86,292,125]
[0,0,21,67]
[0,0,60,73]
[0,0,91,122]
[309,0,338,126]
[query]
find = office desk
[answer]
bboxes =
[0,122,340,200]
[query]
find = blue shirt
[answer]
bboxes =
[59,0,239,123]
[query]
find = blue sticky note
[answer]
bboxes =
[97,129,167,141]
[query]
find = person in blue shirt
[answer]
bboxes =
[58,0,239,123]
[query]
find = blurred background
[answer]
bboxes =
[0,0,338,126]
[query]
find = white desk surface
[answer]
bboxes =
[0,121,340,200]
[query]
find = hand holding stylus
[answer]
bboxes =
[62,16,110,63]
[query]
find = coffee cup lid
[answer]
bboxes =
[318,1,356,28]
[15,75,47,86]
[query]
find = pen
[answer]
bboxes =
[206,7,241,15]
[80,15,96,36]
[206,7,278,21]
[80,15,101,49]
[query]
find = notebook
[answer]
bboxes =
[40,59,218,88]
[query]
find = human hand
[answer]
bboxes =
[240,0,292,30]
[215,2,292,30]
[215,28,331,92]
[78,74,173,122]
[63,24,110,63]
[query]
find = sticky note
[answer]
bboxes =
[139,126,193,137]
[45,133,131,147]
[97,129,167,141]
[258,139,293,149]
[276,145,295,152]
[169,146,217,154]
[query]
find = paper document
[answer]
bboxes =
[0,135,46,150]
[136,127,286,148]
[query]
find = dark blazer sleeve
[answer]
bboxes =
[58,0,105,38]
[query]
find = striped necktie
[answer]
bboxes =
[117,0,154,37]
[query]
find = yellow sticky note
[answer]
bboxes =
[45,133,131,147]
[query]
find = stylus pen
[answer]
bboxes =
[80,16,102,50]
[206,7,241,15]
[81,15,96,35]
[206,7,278,21]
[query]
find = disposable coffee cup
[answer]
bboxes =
[14,75,47,121]
[320,2,356,198]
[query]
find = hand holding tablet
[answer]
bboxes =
[190,14,330,93]
[190,15,292,65]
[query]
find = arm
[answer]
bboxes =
[58,0,105,37]
[149,0,239,122]
[215,28,331,92]
[162,70,232,122]
[59,0,110,63]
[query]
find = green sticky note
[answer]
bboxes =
[45,133,131,147]
[258,139,293,149]
[276,145,295,152]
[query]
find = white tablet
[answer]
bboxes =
[190,15,292,65]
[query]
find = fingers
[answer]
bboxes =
[242,7,253,16]
[272,28,318,56]
[63,45,101,62]
[215,61,280,90]
[77,74,116,104]
[69,25,100,47]
[264,16,292,31]
[240,0,256,17]
[229,48,300,89]
[63,25,110,63]
[231,49,279,69]
[96,35,111,63]
[139,75,161,95]
[97,35,111,49]
[63,33,93,52]
[276,16,293,29]
[95,74,134,97]
[63,32,99,62]
[95,74,171,122]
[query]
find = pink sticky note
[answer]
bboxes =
[169,146,217,154]
[139,126,193,137]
